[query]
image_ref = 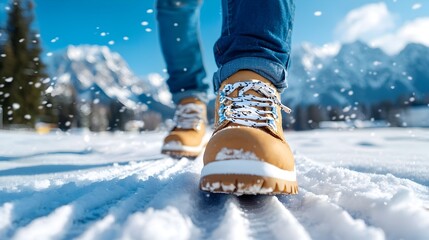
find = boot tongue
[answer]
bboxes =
[175,97,207,130]
[219,72,276,100]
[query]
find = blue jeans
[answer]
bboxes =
[157,0,295,103]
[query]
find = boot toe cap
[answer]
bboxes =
[203,127,295,171]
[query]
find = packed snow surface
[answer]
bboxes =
[0,128,428,240]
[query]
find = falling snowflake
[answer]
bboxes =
[412,3,422,10]
[45,86,53,94]
[314,11,322,16]
[12,103,20,110]
[373,61,382,66]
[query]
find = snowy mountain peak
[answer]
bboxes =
[338,41,371,54]
[66,45,108,62]
[336,41,387,63]
[398,42,429,59]
[48,45,172,110]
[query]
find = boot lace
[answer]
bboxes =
[218,80,292,131]
[174,103,205,130]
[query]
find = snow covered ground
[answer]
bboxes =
[0,128,428,240]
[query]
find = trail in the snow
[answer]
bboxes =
[77,157,197,240]
[1,129,429,239]
[2,157,177,239]
[65,158,185,240]
[237,196,310,240]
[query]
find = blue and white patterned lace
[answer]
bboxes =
[218,80,292,131]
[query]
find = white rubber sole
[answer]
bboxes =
[161,141,205,154]
[200,160,297,182]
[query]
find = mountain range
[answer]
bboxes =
[46,42,429,129]
[284,41,429,108]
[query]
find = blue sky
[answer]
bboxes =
[1,0,428,79]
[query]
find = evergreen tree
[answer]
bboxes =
[0,0,51,127]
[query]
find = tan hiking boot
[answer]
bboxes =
[200,71,298,195]
[162,97,208,158]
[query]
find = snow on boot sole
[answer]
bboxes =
[200,160,298,195]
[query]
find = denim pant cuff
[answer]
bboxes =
[213,57,289,93]
[172,89,208,104]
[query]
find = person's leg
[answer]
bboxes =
[157,0,209,158]
[200,0,298,195]
[213,0,295,92]
[156,0,208,104]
